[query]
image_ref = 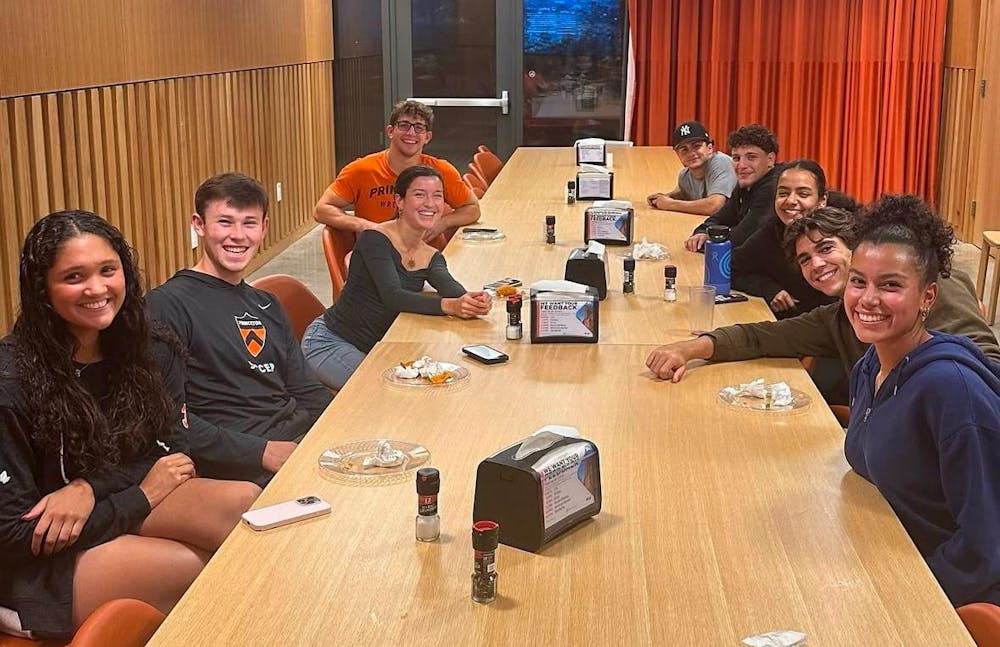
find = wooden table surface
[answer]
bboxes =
[386,147,775,346]
[148,148,974,646]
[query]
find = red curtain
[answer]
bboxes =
[627,0,947,204]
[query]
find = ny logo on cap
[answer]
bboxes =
[680,125,691,136]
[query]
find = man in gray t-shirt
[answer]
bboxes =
[647,120,737,216]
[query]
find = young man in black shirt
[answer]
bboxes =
[148,173,331,485]
[684,124,781,252]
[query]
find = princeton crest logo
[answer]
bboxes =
[235,312,267,357]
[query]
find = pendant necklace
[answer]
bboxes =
[397,225,419,269]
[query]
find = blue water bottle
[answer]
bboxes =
[704,225,732,296]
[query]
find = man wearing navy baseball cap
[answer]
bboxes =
[646,120,737,216]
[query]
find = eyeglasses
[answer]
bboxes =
[393,120,429,134]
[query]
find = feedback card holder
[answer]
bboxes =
[584,205,633,246]
[529,286,599,343]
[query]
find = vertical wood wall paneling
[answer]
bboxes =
[937,0,981,241]
[937,69,977,241]
[972,0,1000,240]
[0,62,335,334]
[0,101,21,326]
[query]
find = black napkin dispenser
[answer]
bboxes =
[473,433,601,552]
[564,247,608,300]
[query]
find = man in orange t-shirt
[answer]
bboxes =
[313,100,480,245]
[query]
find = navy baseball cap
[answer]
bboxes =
[671,121,712,147]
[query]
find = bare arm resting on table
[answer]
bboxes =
[647,191,726,217]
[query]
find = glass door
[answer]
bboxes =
[381,0,628,166]
[387,0,520,167]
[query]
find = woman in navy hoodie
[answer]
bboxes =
[845,194,1000,607]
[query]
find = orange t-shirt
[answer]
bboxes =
[328,150,472,223]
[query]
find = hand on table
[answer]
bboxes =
[23,478,95,556]
[140,453,196,508]
[443,291,492,319]
[769,290,799,313]
[646,192,668,210]
[645,337,714,382]
[262,441,298,473]
[685,233,709,252]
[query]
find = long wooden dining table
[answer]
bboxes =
[147,147,975,645]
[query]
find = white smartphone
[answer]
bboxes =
[241,495,331,531]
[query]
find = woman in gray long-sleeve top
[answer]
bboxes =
[302,165,492,389]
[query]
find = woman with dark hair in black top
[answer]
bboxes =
[302,165,492,390]
[1,211,259,639]
[730,158,858,319]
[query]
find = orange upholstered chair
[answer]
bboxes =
[467,162,488,187]
[958,603,1000,647]
[471,150,503,186]
[462,172,487,198]
[249,274,325,343]
[321,226,356,302]
[0,599,165,647]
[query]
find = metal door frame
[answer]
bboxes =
[382,0,522,158]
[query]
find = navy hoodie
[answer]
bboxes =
[847,332,1000,606]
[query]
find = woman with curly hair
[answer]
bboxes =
[0,211,260,639]
[845,194,1000,607]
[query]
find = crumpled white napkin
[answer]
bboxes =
[721,378,793,408]
[742,630,807,647]
[362,439,405,468]
[631,237,669,260]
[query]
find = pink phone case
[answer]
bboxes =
[241,495,331,531]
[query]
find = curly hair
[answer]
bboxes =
[782,206,857,263]
[852,194,954,283]
[389,99,434,130]
[727,124,779,154]
[12,210,175,476]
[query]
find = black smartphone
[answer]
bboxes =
[462,227,499,233]
[715,292,749,305]
[462,345,509,365]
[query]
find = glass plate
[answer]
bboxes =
[382,362,470,388]
[459,229,505,242]
[318,439,430,486]
[718,386,811,412]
